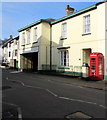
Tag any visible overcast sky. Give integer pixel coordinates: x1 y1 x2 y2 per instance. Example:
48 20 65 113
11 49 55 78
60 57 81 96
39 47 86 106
1 0 102 40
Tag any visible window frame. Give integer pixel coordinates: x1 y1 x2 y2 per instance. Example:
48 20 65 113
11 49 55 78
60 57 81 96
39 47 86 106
60 50 69 67
61 22 67 39
9 43 11 47
33 27 38 42
21 32 25 46
27 29 30 44
83 15 90 34
14 49 18 56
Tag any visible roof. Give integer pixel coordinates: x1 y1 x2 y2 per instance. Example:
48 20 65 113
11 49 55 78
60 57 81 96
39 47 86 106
51 1 107 25
51 4 97 25
18 1 106 31
18 19 55 32
14 36 19 40
2 36 19 47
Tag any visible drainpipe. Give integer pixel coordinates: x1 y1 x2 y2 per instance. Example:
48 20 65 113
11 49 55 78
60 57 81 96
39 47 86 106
50 24 52 71
46 46 47 70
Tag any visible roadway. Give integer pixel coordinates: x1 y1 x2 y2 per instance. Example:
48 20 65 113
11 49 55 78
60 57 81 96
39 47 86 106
2 69 106 119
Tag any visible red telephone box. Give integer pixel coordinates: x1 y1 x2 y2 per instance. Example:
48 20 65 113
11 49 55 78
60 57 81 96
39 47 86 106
90 52 104 80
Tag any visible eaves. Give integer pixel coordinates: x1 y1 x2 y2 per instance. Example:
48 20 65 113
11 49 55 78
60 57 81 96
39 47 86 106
18 19 51 32
51 4 97 25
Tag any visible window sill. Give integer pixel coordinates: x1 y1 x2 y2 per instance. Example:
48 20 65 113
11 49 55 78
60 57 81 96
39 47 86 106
21 45 25 46
82 33 91 36
60 37 67 40
26 43 31 45
58 66 70 69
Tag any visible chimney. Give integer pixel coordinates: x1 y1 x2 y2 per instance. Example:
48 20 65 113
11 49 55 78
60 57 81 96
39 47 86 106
10 35 13 39
66 5 74 16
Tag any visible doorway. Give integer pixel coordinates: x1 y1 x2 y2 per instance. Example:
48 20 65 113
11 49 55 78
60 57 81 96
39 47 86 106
21 52 38 72
32 52 38 71
82 48 92 66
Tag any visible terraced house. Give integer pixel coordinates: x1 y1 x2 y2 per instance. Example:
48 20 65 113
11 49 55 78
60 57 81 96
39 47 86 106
18 18 55 72
2 35 19 68
18 1 107 80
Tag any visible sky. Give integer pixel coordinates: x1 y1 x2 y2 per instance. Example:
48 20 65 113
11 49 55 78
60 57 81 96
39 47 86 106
1 0 103 40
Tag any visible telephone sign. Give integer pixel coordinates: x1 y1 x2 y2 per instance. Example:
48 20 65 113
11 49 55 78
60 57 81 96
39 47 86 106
90 52 104 80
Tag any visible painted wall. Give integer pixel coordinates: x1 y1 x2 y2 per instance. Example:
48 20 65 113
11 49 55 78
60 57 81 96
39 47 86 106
51 2 106 78
105 2 107 79
18 23 42 70
38 22 51 70
18 22 51 70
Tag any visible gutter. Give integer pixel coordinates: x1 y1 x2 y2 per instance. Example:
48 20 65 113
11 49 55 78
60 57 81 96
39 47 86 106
18 19 51 32
51 4 97 25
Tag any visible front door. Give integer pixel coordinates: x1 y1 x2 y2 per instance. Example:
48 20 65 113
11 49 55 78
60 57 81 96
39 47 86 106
82 48 92 66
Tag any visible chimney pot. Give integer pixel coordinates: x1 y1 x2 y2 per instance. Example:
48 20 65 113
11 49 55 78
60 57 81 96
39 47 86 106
10 35 13 39
66 5 75 16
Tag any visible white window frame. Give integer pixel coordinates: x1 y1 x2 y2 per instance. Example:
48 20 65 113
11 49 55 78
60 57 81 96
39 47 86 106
61 23 67 38
60 50 69 66
83 15 90 33
27 30 30 44
21 32 25 45
9 43 11 47
14 40 18 45
33 27 37 42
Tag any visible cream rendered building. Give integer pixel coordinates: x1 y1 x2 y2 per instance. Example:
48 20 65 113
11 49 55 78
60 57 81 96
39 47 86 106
18 1 107 80
18 19 54 71
51 1 107 79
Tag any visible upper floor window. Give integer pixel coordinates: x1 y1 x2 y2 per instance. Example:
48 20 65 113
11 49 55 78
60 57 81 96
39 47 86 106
14 40 18 45
9 43 11 47
27 30 30 44
84 15 90 33
60 50 69 66
61 23 67 39
34 27 37 42
21 32 25 45
14 49 18 56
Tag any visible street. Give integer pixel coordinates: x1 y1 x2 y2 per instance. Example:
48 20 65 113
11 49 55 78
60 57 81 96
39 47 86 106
2 69 106 119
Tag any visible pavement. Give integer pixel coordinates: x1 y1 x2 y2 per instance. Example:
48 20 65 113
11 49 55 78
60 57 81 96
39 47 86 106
37 72 107 91
2 68 107 91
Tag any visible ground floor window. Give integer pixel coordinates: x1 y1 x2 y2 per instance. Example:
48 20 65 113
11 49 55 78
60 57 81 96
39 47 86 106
60 50 69 66
9 51 11 57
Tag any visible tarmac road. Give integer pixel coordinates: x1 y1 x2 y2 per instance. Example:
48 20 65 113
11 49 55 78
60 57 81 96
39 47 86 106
2 69 107 119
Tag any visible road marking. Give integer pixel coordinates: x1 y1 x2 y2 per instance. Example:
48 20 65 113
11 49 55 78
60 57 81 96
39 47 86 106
24 85 43 90
59 96 96 104
6 78 107 110
99 105 107 109
59 96 107 110
46 89 58 97
10 71 21 73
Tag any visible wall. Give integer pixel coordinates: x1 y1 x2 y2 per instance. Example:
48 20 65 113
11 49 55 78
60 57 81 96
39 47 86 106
52 2 106 78
18 22 51 71
13 39 19 61
38 22 50 70
18 23 42 70
105 2 107 79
